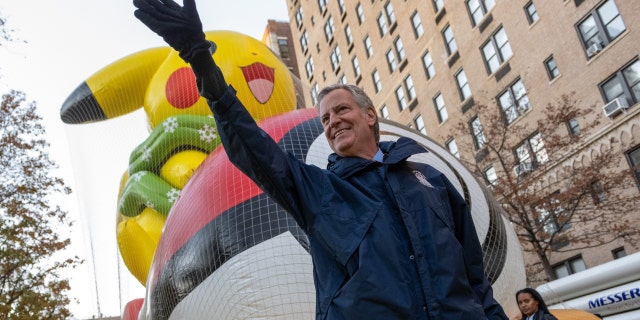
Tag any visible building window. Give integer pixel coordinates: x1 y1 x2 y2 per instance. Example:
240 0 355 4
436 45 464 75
498 79 530 124
344 25 353 46
364 35 373 58
394 76 416 111
394 37 406 62
600 59 640 107
377 13 388 37
352 56 361 78
525 1 539 25
324 16 335 42
414 115 426 135
515 132 548 168
578 0 626 58
612 247 627 259
590 180 607 204
467 0 496 27
455 69 472 101
318 0 327 13
404 75 416 101
535 194 564 234
485 166 498 186
385 2 396 25
470 117 486 149
305 56 314 79
338 0 346 15
396 86 407 111
295 6 304 28
545 55 560 80
442 24 458 56
553 256 586 279
311 82 319 106
300 31 309 53
482 26 513 74
339 74 347 84
278 38 289 59
433 0 444 12
433 92 448 123
423 51 435 80
372 69 382 93
380 104 389 119
330 46 342 71
386 49 397 73
411 11 424 38
446 138 460 159
356 3 365 25
626 145 640 189
566 118 581 136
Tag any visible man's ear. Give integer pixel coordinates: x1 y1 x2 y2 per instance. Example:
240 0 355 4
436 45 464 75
366 106 377 125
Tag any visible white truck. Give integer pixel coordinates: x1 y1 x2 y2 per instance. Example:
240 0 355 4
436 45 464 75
536 252 640 319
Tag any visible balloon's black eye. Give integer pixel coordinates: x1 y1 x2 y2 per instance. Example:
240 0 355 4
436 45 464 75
208 41 217 54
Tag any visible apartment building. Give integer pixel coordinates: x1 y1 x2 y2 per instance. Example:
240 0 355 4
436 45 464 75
262 19 301 79
285 0 640 284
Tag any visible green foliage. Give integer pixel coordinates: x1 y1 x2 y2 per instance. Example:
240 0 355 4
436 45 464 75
0 91 81 320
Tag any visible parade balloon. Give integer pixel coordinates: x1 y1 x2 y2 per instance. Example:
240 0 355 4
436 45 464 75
135 108 524 319
61 30 299 285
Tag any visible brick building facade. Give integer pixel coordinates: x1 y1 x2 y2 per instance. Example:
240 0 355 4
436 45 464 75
283 0 640 285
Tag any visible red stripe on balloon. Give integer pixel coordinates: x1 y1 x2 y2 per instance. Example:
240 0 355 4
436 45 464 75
148 108 318 290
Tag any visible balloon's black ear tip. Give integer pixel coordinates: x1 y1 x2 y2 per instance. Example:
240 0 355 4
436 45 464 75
60 82 107 124
208 40 216 55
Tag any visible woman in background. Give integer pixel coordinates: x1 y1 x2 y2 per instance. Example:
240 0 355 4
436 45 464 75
515 288 558 320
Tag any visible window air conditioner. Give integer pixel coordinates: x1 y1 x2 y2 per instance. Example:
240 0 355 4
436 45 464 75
513 162 533 177
586 42 603 58
603 97 629 119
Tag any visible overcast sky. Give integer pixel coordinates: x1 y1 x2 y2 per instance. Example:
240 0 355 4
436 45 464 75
0 0 290 318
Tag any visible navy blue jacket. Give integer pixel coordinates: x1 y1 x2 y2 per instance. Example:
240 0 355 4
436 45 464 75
204 84 507 319
521 310 558 320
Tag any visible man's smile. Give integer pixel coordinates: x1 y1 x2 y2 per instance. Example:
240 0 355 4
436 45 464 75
334 128 349 138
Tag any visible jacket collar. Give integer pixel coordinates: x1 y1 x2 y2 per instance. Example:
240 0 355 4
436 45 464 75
327 137 427 178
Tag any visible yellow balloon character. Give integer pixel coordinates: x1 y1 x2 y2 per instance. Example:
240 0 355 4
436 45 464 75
61 31 298 285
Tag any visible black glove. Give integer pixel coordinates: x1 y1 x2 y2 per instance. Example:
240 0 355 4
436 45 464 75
134 0 227 100
133 0 210 62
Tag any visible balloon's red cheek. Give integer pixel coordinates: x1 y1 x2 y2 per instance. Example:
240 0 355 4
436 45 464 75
166 67 200 109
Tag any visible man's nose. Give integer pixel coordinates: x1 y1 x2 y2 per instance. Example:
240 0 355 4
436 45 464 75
329 113 340 127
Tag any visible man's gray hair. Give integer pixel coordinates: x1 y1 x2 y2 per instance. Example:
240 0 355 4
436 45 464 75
316 83 380 143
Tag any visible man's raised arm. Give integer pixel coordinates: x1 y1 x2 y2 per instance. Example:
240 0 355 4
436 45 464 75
133 0 227 101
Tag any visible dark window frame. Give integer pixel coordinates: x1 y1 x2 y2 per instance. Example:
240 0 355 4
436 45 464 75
552 255 586 279
599 57 640 107
544 55 560 80
442 24 458 56
481 26 513 75
466 0 495 27
625 144 640 190
423 51 435 80
433 92 448 123
576 0 626 58
411 10 424 39
524 1 539 25
470 116 487 150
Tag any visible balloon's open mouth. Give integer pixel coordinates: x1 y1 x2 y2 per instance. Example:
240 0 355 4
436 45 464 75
241 62 275 104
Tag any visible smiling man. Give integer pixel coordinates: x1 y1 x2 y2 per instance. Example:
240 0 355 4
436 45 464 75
133 0 509 319
318 85 379 159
